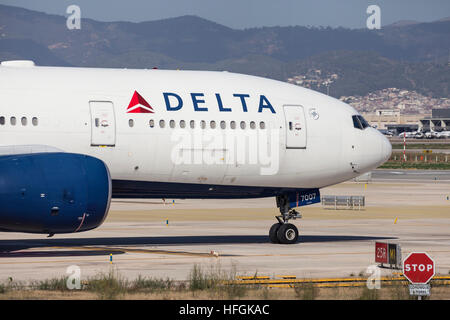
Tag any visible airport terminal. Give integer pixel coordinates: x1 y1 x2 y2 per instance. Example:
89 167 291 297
363 108 450 136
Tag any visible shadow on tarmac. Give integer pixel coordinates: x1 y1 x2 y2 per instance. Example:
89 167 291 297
0 234 396 257
0 249 126 258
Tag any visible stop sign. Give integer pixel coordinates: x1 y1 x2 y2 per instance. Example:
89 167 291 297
403 252 435 284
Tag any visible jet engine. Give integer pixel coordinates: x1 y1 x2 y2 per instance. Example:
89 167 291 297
0 152 111 235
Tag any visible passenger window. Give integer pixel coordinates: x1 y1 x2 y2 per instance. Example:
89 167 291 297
129 119 134 127
180 120 186 128
220 121 226 129
210 120 216 129
32 117 38 126
190 120 195 129
10 117 16 126
0 116 5 125
159 120 165 128
259 121 265 129
21 117 27 126
169 120 175 128
149 119 154 128
230 121 236 129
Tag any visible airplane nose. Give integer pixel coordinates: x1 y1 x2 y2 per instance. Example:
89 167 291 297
360 129 392 171
348 128 392 173
380 133 392 164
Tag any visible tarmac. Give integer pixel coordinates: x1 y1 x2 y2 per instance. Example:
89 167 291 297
0 169 449 283
372 169 450 181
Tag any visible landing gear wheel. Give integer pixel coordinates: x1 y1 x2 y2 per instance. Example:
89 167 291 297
276 223 299 244
269 223 281 243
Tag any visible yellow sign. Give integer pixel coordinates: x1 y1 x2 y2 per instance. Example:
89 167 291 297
423 150 432 154
389 248 396 262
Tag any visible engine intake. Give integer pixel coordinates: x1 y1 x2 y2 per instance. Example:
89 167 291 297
0 152 111 234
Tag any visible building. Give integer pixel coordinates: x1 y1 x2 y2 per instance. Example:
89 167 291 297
419 108 450 131
362 109 428 130
385 124 419 134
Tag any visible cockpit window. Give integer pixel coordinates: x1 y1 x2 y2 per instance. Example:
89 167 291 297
352 115 369 130
352 115 362 129
358 115 369 128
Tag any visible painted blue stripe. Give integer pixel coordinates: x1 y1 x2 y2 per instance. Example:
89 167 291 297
112 179 313 200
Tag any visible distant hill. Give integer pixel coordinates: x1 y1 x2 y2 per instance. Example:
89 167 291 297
0 38 70 66
384 20 420 28
0 4 448 98
286 51 450 98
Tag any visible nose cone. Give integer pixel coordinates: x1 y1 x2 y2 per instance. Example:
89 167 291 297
356 129 392 172
380 134 392 164
369 130 392 168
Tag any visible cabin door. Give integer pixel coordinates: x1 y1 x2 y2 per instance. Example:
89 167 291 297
283 105 307 148
89 101 116 147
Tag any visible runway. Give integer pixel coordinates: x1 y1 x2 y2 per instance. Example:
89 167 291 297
1 173 450 284
372 169 450 181
392 148 450 154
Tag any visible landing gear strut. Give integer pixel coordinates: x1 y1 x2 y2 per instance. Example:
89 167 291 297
269 194 301 244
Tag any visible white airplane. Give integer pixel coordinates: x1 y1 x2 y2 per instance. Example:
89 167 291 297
0 60 391 244
424 129 439 139
398 131 413 138
436 131 450 139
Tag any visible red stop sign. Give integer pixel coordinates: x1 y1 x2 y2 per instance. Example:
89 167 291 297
403 252 435 284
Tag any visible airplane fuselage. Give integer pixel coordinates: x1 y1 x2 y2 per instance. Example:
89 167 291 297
0 64 391 199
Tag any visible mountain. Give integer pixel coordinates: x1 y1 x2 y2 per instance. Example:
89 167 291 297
286 51 449 98
385 20 420 28
0 4 448 98
0 38 70 66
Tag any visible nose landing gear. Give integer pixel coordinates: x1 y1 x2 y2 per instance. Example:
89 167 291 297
269 194 302 244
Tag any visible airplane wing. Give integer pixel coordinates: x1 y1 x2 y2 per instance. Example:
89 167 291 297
0 144 64 156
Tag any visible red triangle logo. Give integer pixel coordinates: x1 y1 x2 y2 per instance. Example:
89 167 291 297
126 91 154 113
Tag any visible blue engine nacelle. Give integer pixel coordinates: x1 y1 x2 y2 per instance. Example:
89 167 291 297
0 152 111 234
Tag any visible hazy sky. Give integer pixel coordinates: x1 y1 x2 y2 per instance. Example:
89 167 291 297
1 0 449 29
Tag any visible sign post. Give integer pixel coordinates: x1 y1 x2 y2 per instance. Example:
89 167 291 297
375 242 401 269
375 242 388 267
402 252 435 300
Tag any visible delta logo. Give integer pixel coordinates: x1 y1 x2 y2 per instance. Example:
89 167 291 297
126 91 276 114
126 91 154 113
